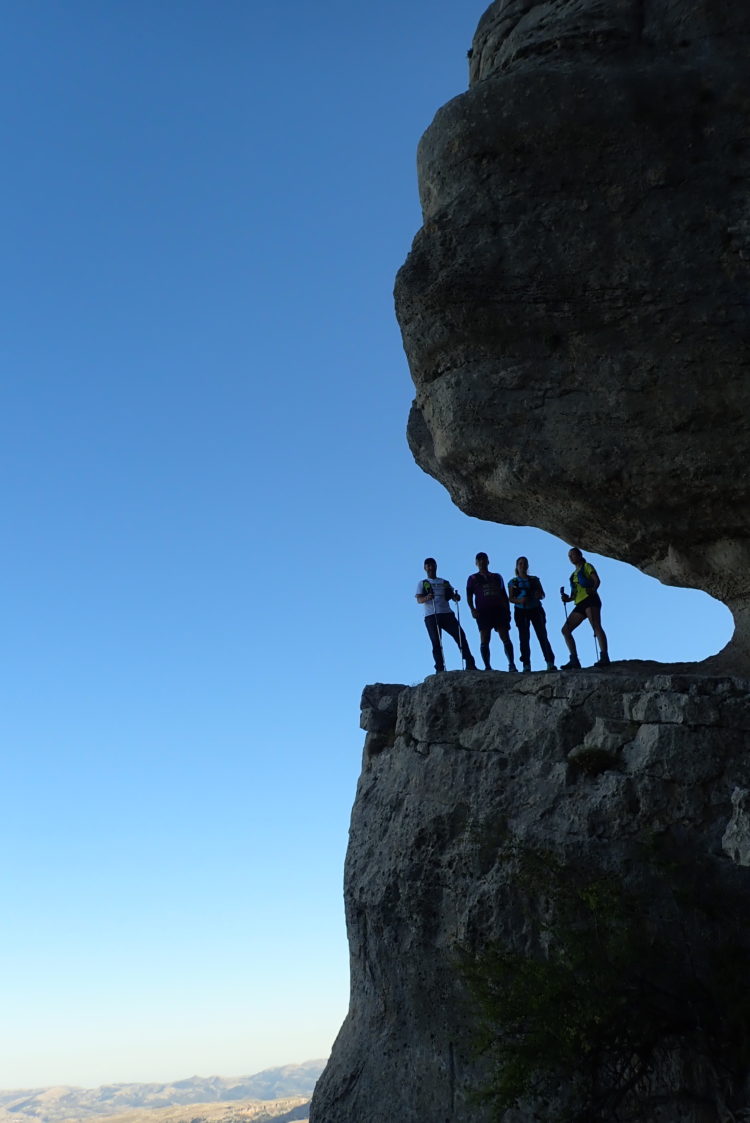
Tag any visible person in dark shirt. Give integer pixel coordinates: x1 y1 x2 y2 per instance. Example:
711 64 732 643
507 556 556 673
466 552 517 671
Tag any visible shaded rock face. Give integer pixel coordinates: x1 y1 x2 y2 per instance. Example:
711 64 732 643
310 673 750 1123
394 0 750 670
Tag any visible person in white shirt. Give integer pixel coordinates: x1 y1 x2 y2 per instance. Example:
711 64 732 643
416 557 477 673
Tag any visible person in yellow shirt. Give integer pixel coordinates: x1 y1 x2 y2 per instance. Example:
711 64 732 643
560 547 610 669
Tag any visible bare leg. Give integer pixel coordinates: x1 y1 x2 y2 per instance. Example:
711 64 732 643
496 624 516 667
561 610 585 657
584 605 608 656
479 626 492 669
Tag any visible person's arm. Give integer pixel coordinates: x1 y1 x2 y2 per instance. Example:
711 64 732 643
466 577 476 616
416 580 433 604
508 578 520 605
536 578 546 600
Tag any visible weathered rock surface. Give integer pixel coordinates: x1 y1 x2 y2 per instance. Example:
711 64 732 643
310 672 750 1122
394 0 750 671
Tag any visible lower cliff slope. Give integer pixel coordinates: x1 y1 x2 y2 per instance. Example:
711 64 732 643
310 670 750 1123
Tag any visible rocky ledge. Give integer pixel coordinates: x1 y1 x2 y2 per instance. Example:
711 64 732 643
310 671 750 1123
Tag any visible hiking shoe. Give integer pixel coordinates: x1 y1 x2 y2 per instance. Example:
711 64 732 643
546 662 557 672
594 654 611 668
508 662 518 673
522 663 531 673
561 658 581 670
465 662 478 671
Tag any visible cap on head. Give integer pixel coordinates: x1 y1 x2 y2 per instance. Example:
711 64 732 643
476 551 488 562
424 557 436 567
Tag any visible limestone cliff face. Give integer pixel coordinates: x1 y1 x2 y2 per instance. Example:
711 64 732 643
309 7 750 1118
394 0 750 671
310 672 750 1122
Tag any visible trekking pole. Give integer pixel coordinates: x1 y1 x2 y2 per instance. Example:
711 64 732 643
455 591 466 670
560 587 568 620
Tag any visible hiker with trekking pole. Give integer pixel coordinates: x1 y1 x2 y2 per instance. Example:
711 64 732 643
416 558 477 673
560 547 610 669
507 556 556 673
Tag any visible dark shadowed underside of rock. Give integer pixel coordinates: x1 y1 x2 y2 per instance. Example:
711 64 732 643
394 0 750 671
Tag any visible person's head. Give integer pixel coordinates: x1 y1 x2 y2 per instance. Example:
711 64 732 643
568 547 583 567
424 557 437 577
515 556 529 576
475 551 489 572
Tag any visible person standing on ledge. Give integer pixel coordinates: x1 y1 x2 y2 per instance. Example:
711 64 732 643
466 552 517 672
560 547 610 669
507 556 557 673
416 558 477 673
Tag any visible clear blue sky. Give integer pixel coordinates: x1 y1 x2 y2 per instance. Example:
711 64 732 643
0 0 731 1091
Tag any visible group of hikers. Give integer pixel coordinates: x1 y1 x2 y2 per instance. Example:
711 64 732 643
415 549 610 674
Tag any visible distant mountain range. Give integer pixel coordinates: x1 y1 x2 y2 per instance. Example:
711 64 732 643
0 1062 325 1123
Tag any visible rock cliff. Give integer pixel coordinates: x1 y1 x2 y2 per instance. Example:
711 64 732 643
310 671 750 1122
311 3 750 1119
394 0 750 672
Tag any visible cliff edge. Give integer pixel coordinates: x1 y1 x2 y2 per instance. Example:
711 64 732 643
310 672 750 1122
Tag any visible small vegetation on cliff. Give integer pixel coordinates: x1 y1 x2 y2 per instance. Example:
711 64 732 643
460 845 750 1122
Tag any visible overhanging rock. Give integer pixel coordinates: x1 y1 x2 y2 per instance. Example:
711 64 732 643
395 0 750 672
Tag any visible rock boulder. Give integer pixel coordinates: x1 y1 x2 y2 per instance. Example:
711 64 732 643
395 0 750 671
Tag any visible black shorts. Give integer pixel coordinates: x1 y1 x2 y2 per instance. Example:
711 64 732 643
476 606 510 632
570 594 601 616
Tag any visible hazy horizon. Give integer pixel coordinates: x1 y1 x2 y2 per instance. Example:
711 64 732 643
0 1058 327 1093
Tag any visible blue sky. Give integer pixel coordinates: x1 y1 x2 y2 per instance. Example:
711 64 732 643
0 0 732 1091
